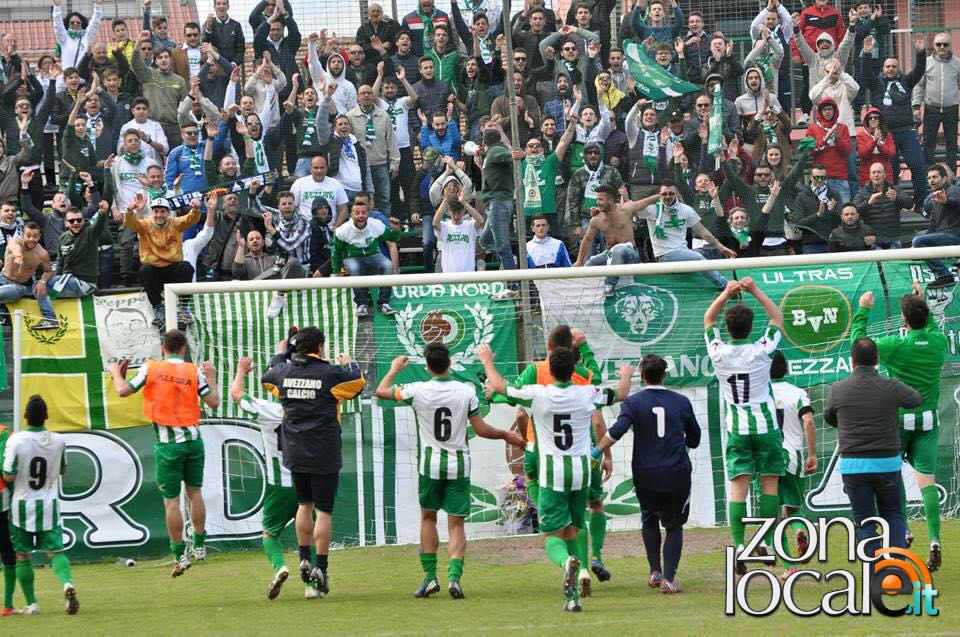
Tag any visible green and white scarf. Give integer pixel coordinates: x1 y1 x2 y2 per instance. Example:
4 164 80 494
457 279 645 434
123 150 143 165
252 138 269 173
731 225 751 247
882 79 905 106
762 123 778 146
653 199 678 239
417 8 435 51
361 106 376 143
301 109 317 147
523 155 544 214
641 128 659 172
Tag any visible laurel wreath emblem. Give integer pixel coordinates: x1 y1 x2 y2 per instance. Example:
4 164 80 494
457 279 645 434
25 314 69 345
396 302 494 371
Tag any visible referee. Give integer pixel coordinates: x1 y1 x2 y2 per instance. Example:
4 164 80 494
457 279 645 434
594 354 701 594
262 327 365 596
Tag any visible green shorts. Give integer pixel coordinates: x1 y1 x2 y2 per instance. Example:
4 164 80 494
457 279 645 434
262 482 300 537
10 525 64 554
155 438 205 500
779 447 804 509
900 427 939 476
524 448 538 481
538 487 588 534
419 475 470 517
726 429 786 479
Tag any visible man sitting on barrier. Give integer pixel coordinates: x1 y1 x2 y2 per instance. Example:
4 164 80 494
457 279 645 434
330 198 400 319
0 222 58 330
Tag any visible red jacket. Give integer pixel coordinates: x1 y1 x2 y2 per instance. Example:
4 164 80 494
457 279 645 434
855 108 896 185
806 98 851 179
791 4 846 58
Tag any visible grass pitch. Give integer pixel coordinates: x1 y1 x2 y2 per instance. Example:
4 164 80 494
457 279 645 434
7 522 959 636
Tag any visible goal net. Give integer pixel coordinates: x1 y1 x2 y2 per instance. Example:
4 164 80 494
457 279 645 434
162 248 960 549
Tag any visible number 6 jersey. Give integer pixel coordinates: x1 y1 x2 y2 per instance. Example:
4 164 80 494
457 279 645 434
2 428 66 533
706 324 782 435
394 379 480 480
507 383 611 492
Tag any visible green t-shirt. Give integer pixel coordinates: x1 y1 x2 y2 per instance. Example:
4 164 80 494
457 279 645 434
521 152 559 216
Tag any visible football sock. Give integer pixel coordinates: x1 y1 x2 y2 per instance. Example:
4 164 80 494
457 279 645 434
263 536 286 571
545 536 569 568
576 527 589 571
315 553 328 575
759 495 779 546
565 539 580 565
2 562 15 608
419 552 437 580
448 557 464 583
171 542 186 561
921 485 941 544
193 530 207 549
15 560 35 606
641 520 663 574
589 512 606 562
298 545 311 563
662 525 683 581
729 501 747 547
50 553 73 586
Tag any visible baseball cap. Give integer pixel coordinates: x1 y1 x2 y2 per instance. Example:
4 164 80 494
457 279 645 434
150 198 171 210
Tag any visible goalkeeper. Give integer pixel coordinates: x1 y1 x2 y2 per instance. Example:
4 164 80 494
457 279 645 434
851 282 947 572
230 345 320 600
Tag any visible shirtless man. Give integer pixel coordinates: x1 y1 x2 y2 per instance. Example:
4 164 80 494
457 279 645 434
574 182 735 295
0 221 59 329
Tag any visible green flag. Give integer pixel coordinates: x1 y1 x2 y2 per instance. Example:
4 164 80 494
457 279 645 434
707 84 724 156
623 40 702 101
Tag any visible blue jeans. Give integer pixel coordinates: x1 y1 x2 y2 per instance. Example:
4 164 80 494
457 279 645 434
912 232 960 277
658 248 727 289
579 218 607 259
891 129 928 208
98 246 113 289
48 274 94 298
586 243 639 287
0 275 54 318
872 239 902 250
841 471 907 553
421 213 436 273
343 253 393 306
294 157 312 178
803 241 828 254
696 246 723 260
827 178 851 205
479 199 517 281
370 164 391 214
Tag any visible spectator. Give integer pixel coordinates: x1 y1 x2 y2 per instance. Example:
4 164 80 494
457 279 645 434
452 56 492 142
700 75 743 142
243 56 287 132
52 199 110 297
862 34 928 209
828 203 876 252
915 33 960 178
409 148 447 272
60 93 98 206
794 164 841 254
390 30 421 92
702 36 743 105
513 8 553 71
746 104 792 167
0 34 22 81
19 171 68 261
291 155 349 223
283 77 334 178
345 43 377 89
539 27 600 99
793 0 847 119
511 0 557 33
0 221 58 329
672 151 735 256
52 0 103 71
850 1 889 113
253 4 300 99
806 98 852 203
308 198 334 276
853 162 913 249
0 119 34 203
172 22 205 82
432 190 484 273
331 200 400 317
118 97 169 162
356 4 399 64
855 108 895 186
322 114 371 207
824 337 921 551
307 38 357 115
521 113 575 226
682 11 711 84
123 194 201 327
109 129 160 218
629 0 683 44
109 18 135 64
425 23 459 85
479 128 519 300
526 214 571 268
165 122 208 196
143 1 176 52
419 110 461 160
491 72 541 146
913 165 960 288
77 42 113 85
203 0 246 68
248 0 292 32
348 85 400 214
197 42 235 107
401 0 452 57
567 140 623 246
735 67 783 121
51 67 84 137
199 190 246 282
132 30 188 148
412 57 451 134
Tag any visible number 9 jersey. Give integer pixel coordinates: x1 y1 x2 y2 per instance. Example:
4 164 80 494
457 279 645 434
2 429 66 533
395 380 480 480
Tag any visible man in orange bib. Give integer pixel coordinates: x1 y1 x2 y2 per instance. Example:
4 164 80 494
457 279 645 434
108 329 220 577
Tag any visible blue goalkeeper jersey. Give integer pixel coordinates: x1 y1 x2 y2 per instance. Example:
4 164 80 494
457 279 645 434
609 385 702 490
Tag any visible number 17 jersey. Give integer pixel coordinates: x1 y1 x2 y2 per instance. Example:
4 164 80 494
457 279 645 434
395 379 479 480
706 324 782 435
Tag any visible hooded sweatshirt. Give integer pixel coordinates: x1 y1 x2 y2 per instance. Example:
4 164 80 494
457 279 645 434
806 98 851 179
308 43 358 115
855 108 895 184
809 65 860 132
796 30 855 94
735 68 783 117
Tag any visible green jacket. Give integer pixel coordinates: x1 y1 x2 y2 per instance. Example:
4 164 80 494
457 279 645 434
481 144 515 203
850 305 947 415
721 151 808 236
330 217 401 273
57 209 109 285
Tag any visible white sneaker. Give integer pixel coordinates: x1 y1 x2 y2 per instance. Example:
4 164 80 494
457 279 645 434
63 583 78 615
22 603 39 615
491 288 519 301
356 304 370 318
267 565 289 600
192 546 207 562
171 554 192 577
267 293 286 319
304 585 322 599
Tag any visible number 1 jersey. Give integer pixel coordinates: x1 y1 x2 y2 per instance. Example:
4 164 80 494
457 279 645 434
395 379 479 480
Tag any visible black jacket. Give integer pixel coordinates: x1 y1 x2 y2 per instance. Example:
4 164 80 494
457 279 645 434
203 17 246 67
864 49 926 132
253 19 301 100
853 180 914 244
794 186 841 243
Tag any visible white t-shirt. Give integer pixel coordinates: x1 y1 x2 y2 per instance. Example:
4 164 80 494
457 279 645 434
438 219 478 273
334 136 363 191
183 224 214 282
117 119 169 163
377 97 411 149
183 44 203 78
637 202 701 258
290 175 349 221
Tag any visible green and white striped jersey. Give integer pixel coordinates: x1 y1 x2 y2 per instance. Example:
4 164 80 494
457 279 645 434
0 427 10 513
2 428 66 533
506 382 609 492
772 381 813 475
129 359 211 444
707 325 782 435
395 378 479 480
239 394 292 488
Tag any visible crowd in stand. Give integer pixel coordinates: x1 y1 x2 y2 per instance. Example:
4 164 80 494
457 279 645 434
0 0 959 326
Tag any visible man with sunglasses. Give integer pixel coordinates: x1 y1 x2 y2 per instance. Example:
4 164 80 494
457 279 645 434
165 123 208 197
49 200 110 299
916 33 960 179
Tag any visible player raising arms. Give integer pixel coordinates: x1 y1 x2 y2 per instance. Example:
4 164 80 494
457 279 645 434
851 283 948 571
704 277 785 572
230 348 320 600
480 344 631 612
1 396 77 615
375 343 524 599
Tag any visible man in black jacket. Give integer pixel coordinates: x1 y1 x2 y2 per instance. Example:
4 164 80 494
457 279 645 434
203 0 246 68
253 3 300 101
356 4 400 64
793 164 841 254
824 338 921 551
853 162 914 249
913 164 960 288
